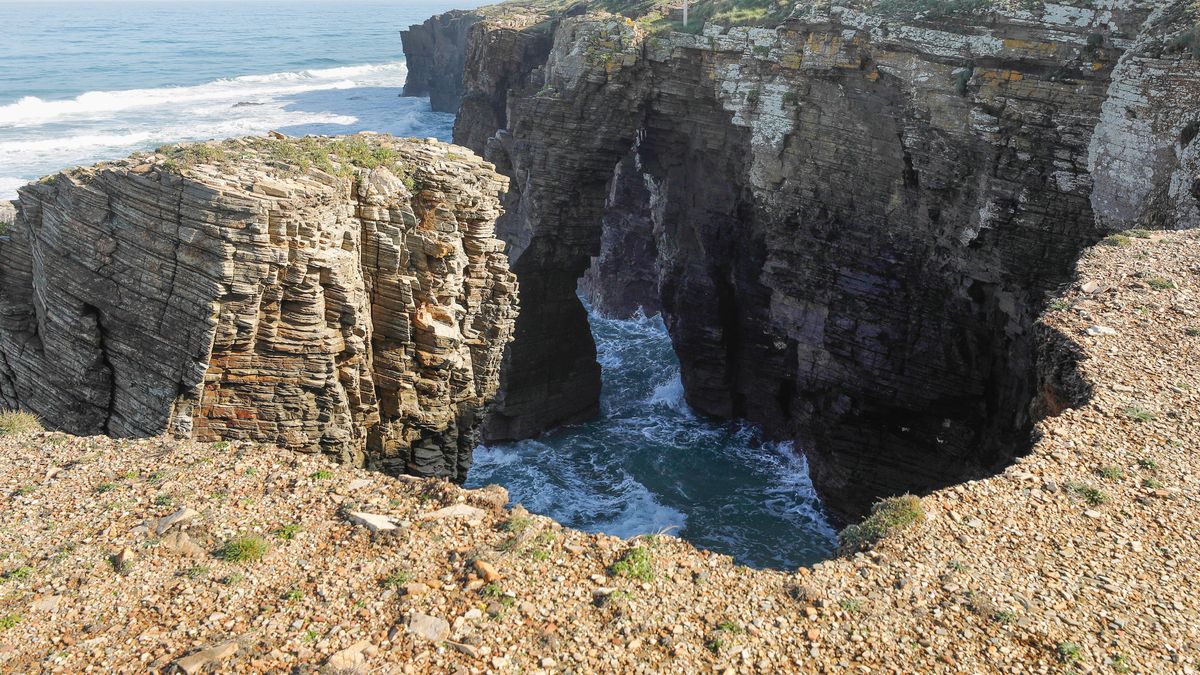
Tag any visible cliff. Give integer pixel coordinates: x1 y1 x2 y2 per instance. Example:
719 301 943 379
404 0 1200 518
401 10 484 112
0 135 518 481
0 229 1197 673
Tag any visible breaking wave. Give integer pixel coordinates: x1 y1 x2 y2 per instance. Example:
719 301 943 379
468 308 837 569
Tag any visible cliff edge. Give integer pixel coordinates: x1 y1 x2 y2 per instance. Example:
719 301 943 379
0 135 518 481
0 229 1195 672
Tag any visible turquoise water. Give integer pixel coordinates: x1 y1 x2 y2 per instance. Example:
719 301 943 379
0 0 466 198
1 0 836 568
468 309 837 569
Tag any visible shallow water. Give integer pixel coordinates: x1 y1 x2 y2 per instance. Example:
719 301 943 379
467 309 837 570
0 0 468 199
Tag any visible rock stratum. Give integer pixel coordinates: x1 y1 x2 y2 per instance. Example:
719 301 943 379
403 0 1200 517
0 135 518 481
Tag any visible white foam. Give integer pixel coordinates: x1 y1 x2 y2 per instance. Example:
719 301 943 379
0 62 406 127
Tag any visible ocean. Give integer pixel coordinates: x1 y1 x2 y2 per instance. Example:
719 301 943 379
0 0 835 568
0 0 464 199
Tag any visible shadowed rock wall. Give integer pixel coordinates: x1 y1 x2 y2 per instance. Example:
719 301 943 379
408 1 1200 516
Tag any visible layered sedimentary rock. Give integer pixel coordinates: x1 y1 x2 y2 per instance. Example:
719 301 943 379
0 135 518 480
406 1 1200 516
402 10 484 113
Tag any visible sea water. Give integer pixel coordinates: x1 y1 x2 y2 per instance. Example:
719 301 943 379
468 309 837 569
1 0 836 569
0 0 464 199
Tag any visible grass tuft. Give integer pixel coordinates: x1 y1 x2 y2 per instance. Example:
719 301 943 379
0 411 42 436
217 535 269 563
611 545 654 581
839 494 924 553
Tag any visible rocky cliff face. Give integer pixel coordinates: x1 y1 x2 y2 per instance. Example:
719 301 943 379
405 0 1200 517
0 135 517 481
402 10 484 113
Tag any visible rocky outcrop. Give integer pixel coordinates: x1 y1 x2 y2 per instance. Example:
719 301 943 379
0 135 517 480
408 0 1200 517
402 10 485 113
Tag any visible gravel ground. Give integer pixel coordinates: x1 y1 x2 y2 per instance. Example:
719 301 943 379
0 230 1197 674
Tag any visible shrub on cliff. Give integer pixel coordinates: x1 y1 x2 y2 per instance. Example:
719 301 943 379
839 494 924 553
0 411 43 436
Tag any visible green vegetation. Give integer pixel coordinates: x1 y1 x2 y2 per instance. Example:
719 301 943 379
1057 641 1082 664
1142 477 1163 489
1112 653 1131 673
502 513 533 534
283 588 304 602
1137 458 1159 471
611 545 654 581
2 566 33 582
183 565 210 580
218 535 269 563
838 494 924 552
95 482 118 494
839 598 864 613
275 524 301 540
0 410 42 435
0 614 20 631
1097 465 1123 480
1123 405 1156 423
1102 234 1131 247
1066 482 1107 506
1143 275 1175 290
309 469 333 481
381 569 411 589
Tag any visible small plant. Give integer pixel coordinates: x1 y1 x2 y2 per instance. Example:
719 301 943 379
611 546 653 582
182 565 210 580
1142 477 1163 489
502 514 533 534
154 494 173 507
2 566 33 582
96 482 118 494
1125 229 1153 239
839 494 924 552
13 485 35 496
310 469 333 481
218 535 269 563
1137 458 1159 471
211 440 230 451
283 588 304 602
381 569 410 589
1123 405 1155 423
1067 483 1107 506
1101 234 1131 247
839 598 863 613
481 583 515 606
1187 327 1200 337
0 410 43 435
219 572 244 585
1097 465 1123 480
715 620 743 634
1057 641 1082 664
993 609 1017 624
303 629 320 643
948 560 967 572
1143 275 1175 290
746 89 760 105
275 524 301 541
1048 299 1071 311
706 636 725 653
0 613 20 630
1111 653 1131 673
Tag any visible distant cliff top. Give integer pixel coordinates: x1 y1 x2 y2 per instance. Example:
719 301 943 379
0 227 1197 672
